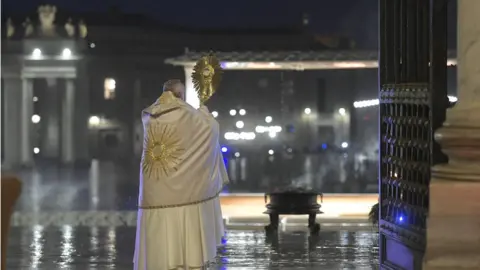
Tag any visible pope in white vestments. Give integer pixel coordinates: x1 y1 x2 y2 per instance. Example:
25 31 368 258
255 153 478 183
134 79 229 270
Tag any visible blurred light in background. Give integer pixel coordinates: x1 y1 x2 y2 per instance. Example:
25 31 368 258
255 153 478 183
304 108 311 115
341 142 349 148
212 111 218 118
31 114 41 124
268 149 274 155
89 116 100 126
104 78 116 100
229 109 237 116
33 147 40 154
224 132 256 141
255 125 282 133
32 48 42 58
235 121 244 129
338 108 346 116
239 109 246 115
221 146 228 153
62 48 72 58
265 116 272 123
234 152 240 158
354 96 457 108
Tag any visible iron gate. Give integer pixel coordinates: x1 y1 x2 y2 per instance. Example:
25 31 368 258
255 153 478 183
378 0 449 269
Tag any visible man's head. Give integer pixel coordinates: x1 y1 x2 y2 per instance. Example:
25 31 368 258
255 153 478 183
163 79 185 101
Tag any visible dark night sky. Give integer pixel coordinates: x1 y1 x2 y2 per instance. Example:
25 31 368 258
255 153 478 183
3 0 376 29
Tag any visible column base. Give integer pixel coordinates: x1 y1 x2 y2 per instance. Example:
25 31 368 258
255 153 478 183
423 180 480 269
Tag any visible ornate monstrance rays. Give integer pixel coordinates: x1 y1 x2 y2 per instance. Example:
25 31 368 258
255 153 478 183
142 123 184 180
191 52 223 104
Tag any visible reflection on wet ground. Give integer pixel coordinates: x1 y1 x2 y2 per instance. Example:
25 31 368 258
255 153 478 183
10 159 376 211
7 227 379 269
5 160 379 269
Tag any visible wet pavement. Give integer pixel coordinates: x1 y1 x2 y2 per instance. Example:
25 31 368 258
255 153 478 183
6 227 379 269
4 161 379 269
9 158 376 212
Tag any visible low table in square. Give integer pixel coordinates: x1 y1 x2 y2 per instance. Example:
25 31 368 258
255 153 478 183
264 192 323 234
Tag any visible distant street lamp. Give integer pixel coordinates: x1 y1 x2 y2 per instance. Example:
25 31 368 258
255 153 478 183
304 108 311 115
235 121 244 129
31 114 41 124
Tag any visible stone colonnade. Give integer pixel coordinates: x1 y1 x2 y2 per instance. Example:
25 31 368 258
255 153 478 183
2 76 76 167
424 0 480 268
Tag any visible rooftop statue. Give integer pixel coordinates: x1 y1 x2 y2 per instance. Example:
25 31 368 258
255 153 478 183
23 18 34 37
78 19 87 38
6 18 15 38
38 5 57 37
65 17 75 37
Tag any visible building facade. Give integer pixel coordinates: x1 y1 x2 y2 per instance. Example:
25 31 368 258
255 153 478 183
2 7 458 168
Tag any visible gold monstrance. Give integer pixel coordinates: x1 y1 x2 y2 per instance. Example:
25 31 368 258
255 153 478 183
192 52 223 104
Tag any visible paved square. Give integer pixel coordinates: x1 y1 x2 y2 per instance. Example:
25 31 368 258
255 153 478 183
6 227 378 269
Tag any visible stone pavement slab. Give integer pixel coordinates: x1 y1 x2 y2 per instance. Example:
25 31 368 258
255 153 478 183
6 226 379 269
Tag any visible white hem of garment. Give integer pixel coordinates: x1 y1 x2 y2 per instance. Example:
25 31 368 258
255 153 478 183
133 197 225 270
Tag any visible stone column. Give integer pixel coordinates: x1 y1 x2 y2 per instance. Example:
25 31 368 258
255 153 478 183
423 0 480 269
184 66 199 109
20 78 33 166
2 78 22 168
42 78 60 160
73 64 90 164
61 79 75 164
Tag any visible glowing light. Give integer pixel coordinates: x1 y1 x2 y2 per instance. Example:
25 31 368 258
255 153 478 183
221 147 228 153
268 131 277 138
33 147 40 154
333 62 367 68
229 109 237 116
449 96 458 102
235 121 244 129
224 132 256 141
255 125 282 133
354 96 458 108
304 108 311 115
104 78 116 100
239 109 246 115
89 116 100 126
90 43 96 48
234 152 240 158
212 111 218 118
62 48 72 58
398 216 404 222
265 116 272 123
268 149 274 155
33 96 39 102
105 78 116 90
341 142 349 148
31 114 41 124
32 48 42 58
338 108 346 116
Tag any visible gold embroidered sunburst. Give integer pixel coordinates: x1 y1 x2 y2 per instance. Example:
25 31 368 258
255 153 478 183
142 123 184 180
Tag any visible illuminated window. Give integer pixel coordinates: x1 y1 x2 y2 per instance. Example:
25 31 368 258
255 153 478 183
104 78 116 100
